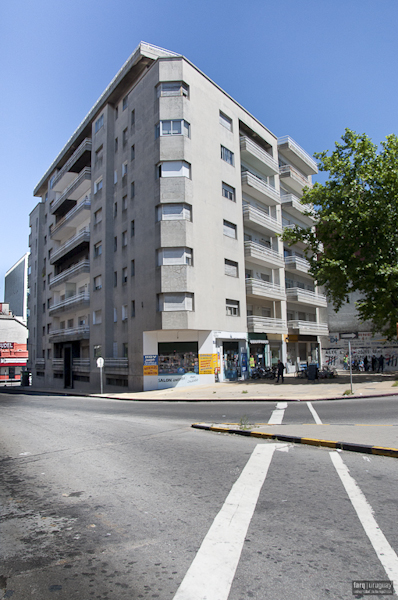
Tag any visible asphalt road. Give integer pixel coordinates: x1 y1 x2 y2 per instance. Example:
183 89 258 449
1 393 398 599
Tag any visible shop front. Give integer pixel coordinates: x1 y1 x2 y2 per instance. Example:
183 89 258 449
248 333 270 370
286 335 320 373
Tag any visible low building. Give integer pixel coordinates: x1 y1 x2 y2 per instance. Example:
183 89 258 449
0 304 28 385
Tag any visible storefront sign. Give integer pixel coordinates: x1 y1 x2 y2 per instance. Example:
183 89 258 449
143 355 158 376
0 342 14 349
158 373 200 389
199 354 217 374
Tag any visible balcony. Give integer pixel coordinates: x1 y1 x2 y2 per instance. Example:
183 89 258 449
50 228 90 265
35 358 45 369
52 359 63 372
51 167 91 216
286 287 327 307
104 358 129 373
288 320 329 336
49 325 90 343
51 139 92 193
278 136 318 176
49 292 90 316
284 255 311 275
51 198 91 240
246 278 286 301
247 315 288 335
281 194 315 226
241 170 280 205
279 165 312 195
49 260 90 290
243 205 282 236
240 136 279 177
244 241 285 269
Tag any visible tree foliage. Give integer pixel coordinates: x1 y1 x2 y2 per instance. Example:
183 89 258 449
282 129 398 339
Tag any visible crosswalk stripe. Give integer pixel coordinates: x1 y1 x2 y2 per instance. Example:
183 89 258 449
307 401 323 424
268 402 288 424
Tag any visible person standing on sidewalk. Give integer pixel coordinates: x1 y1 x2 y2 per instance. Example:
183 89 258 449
276 359 285 383
378 354 385 373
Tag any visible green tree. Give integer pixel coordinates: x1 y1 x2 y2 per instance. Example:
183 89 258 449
282 128 398 339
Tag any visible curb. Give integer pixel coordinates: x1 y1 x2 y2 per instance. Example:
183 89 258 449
191 424 398 459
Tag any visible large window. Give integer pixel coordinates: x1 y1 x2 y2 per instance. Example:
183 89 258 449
222 182 235 202
221 145 234 165
155 120 190 138
157 247 192 266
157 82 189 98
226 299 240 316
157 203 192 221
158 341 198 375
157 161 191 178
158 293 194 312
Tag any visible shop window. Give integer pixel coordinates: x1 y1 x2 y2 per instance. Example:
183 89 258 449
158 342 198 375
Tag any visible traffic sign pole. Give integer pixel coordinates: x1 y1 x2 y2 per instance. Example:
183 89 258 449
96 357 104 394
348 340 353 394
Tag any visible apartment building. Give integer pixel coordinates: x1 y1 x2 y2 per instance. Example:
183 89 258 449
28 42 328 393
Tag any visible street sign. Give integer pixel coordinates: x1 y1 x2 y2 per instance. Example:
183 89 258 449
97 357 104 368
340 332 358 339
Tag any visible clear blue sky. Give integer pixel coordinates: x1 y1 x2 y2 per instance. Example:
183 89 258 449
1 0 398 300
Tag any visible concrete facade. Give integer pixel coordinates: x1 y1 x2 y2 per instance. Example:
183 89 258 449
28 42 326 393
0 303 28 384
5 253 29 325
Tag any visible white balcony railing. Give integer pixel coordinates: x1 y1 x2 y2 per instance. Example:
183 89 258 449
241 170 280 205
247 315 288 333
286 287 327 307
52 359 63 371
242 205 282 235
51 139 92 192
284 255 311 272
49 326 90 340
288 320 329 335
278 136 318 174
51 168 91 214
246 278 286 300
72 358 91 370
279 165 312 190
240 136 279 175
50 228 90 264
49 292 90 315
49 260 90 289
51 198 91 236
244 241 285 267
104 358 129 370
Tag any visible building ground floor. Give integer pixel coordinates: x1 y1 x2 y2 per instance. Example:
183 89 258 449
30 328 324 393
321 331 398 372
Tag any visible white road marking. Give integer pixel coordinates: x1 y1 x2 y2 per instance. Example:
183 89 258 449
173 443 277 600
330 452 398 590
268 402 288 424
307 401 323 424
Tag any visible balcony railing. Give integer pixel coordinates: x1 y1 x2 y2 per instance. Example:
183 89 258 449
104 358 129 370
49 326 90 341
286 287 327 307
240 136 279 175
72 358 91 371
51 167 91 214
247 315 288 334
242 205 282 235
51 139 92 192
288 320 329 335
49 260 90 289
244 240 285 268
50 228 90 264
284 255 311 273
241 170 280 205
279 165 312 192
49 292 90 315
51 198 91 237
278 136 318 175
246 278 286 300
35 358 45 368
52 359 63 371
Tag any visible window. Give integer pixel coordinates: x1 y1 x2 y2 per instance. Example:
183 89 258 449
122 304 128 320
94 178 103 194
157 247 192 266
114 170 118 185
94 275 102 291
158 293 194 312
131 300 135 317
155 120 190 138
131 109 135 126
115 106 118 120
122 195 127 211
43 303 45 313
131 220 135 237
219 111 233 131
225 259 238 277
130 145 135 160
122 231 127 247
95 114 104 133
157 203 192 221
115 137 118 153
262 307 271 318
114 308 117 323
94 208 102 224
67 319 74 329
226 299 240 316
223 219 237 239
122 267 128 283
122 94 128 110
222 182 235 201
122 163 128 179
93 310 102 325
157 160 191 178
221 145 234 165
114 271 117 287
123 342 128 357
123 128 128 147
114 202 118 218
131 181 135 198
247 304 253 316
114 236 117 252
94 241 102 257
157 81 189 98
95 145 103 167
94 345 102 358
